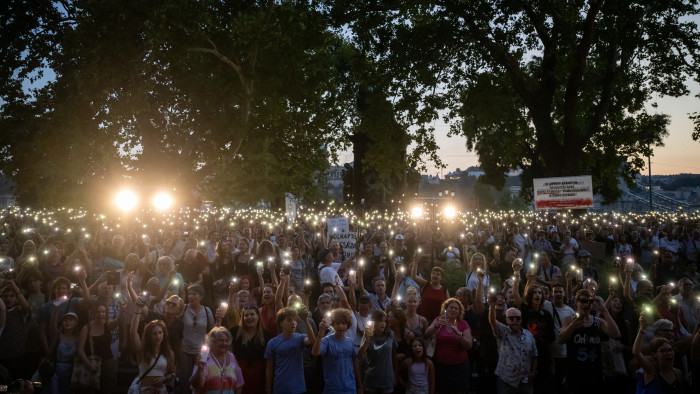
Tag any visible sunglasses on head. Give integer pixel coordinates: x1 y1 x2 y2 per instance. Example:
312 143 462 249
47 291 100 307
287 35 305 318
577 299 593 304
506 316 521 321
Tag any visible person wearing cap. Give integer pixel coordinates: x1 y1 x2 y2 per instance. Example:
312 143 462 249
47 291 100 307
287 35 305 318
46 311 80 392
392 234 411 273
577 249 598 282
317 248 344 288
39 271 91 357
142 294 185 363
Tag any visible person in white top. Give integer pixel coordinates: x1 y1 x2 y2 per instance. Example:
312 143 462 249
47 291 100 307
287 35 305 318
550 283 575 393
465 253 490 302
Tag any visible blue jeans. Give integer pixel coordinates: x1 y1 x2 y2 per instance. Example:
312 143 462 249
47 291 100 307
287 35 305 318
496 377 533 394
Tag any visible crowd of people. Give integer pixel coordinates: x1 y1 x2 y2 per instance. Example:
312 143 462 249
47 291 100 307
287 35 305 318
0 205 699 394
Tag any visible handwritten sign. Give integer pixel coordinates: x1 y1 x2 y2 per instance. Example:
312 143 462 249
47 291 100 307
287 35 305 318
333 232 357 256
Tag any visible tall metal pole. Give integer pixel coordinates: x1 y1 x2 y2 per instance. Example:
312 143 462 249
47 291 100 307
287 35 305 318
431 201 435 266
648 153 653 211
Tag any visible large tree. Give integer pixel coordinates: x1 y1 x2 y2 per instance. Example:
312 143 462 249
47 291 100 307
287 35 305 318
328 0 700 202
0 0 355 207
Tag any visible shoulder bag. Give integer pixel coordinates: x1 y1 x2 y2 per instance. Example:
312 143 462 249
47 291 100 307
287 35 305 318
71 323 102 389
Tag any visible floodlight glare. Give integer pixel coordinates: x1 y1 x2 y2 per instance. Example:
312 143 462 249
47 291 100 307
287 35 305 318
443 206 456 218
153 193 173 210
115 190 138 211
411 206 423 218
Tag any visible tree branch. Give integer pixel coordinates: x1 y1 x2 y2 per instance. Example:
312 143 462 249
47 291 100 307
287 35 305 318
563 0 604 143
518 0 551 48
188 40 250 96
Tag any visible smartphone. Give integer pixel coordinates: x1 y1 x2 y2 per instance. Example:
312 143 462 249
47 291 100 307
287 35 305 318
106 271 120 286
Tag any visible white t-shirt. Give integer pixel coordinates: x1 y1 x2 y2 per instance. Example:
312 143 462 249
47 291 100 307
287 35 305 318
553 304 576 358
465 271 490 303
318 264 344 287
353 311 371 348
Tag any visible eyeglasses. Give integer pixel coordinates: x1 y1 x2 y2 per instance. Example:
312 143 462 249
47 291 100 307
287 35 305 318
165 301 178 307
577 299 593 305
506 316 522 321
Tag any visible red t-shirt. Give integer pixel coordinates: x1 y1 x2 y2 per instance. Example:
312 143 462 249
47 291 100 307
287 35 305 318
260 304 278 337
420 284 448 322
433 319 470 365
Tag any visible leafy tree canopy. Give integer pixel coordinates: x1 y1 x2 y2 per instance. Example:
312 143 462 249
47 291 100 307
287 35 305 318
0 0 358 208
326 0 700 203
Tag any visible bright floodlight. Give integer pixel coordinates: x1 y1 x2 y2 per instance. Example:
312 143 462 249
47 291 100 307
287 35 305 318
115 190 138 211
411 206 424 218
443 206 456 218
153 193 173 210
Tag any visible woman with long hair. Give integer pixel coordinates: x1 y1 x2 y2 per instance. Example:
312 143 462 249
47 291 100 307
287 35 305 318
389 307 415 362
76 304 123 393
359 310 397 394
253 240 278 288
190 327 245 394
229 306 269 394
231 238 253 279
398 338 435 394
129 317 175 394
259 283 278 337
465 253 489 302
212 239 234 281
405 287 428 340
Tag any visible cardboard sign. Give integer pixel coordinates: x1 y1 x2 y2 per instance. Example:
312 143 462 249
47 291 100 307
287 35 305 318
327 217 350 234
332 232 357 256
534 176 594 210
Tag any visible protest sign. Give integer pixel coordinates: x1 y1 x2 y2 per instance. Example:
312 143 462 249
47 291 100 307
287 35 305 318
332 231 357 256
534 176 594 210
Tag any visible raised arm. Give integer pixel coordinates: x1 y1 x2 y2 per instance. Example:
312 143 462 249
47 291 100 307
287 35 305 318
348 279 358 311
275 272 288 311
107 304 124 331
335 282 351 310
358 263 368 295
474 271 486 316
633 315 655 374
596 298 620 339
8 281 29 312
512 272 523 308
410 257 428 288
76 268 92 309
311 312 328 356
130 305 144 353
487 298 499 337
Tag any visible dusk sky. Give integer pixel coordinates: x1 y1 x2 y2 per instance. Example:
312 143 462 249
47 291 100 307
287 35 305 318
420 81 700 177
